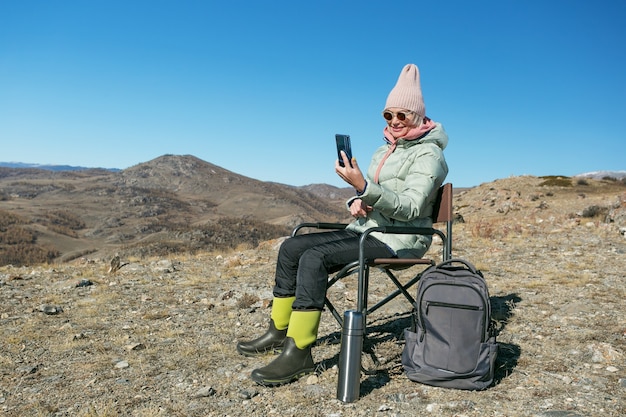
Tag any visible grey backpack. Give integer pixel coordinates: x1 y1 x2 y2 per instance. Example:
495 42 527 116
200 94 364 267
402 258 498 390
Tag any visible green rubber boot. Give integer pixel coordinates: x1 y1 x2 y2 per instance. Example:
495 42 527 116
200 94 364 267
251 310 321 386
236 296 294 357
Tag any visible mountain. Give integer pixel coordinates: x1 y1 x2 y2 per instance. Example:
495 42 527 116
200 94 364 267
0 161 121 172
0 154 353 264
2 155 623 266
574 170 626 180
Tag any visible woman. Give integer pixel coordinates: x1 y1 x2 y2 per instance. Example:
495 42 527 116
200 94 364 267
236 63 449 386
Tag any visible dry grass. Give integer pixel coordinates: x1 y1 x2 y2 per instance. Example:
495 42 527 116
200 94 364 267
0 175 624 416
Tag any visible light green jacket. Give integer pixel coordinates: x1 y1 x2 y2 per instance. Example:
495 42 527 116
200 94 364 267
345 122 448 258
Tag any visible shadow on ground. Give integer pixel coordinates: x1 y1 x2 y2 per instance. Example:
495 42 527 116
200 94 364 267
316 292 523 398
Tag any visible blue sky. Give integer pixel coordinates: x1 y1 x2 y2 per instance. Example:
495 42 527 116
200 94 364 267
1 0 624 188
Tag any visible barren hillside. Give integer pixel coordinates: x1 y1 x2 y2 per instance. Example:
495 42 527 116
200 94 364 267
0 155 354 264
0 174 624 416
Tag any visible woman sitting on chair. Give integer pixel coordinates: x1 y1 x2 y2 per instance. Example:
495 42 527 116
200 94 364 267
236 63 449 386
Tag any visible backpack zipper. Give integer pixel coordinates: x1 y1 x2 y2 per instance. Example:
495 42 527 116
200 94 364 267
425 301 480 315
418 282 488 342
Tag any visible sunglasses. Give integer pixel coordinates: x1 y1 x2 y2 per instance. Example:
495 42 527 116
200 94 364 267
382 110 415 121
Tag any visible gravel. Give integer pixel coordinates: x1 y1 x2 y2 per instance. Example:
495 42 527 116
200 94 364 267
1 177 624 416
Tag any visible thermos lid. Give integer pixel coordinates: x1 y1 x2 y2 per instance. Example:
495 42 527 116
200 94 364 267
342 310 365 331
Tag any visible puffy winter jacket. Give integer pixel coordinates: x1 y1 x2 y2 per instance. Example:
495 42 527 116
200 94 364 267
345 122 448 258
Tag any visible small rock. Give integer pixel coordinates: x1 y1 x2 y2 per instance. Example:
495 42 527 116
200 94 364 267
387 393 405 402
153 259 178 273
125 343 146 351
588 342 623 363
39 305 63 315
114 361 129 369
426 403 439 412
237 389 257 400
194 386 216 397
305 374 319 384
606 366 619 372
76 279 93 287
16 365 39 375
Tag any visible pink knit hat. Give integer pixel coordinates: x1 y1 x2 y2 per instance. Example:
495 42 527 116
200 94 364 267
384 64 425 118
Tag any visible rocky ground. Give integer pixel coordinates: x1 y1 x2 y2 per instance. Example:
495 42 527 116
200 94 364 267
1 176 625 416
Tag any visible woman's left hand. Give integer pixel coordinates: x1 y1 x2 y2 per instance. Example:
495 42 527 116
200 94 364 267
335 151 367 193
349 198 373 218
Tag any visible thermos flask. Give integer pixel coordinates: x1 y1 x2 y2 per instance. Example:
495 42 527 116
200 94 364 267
337 309 364 402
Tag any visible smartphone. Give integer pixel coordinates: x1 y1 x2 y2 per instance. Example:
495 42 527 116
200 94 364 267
335 134 352 167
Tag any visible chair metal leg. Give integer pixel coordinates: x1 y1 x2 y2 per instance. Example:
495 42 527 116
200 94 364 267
325 260 360 327
324 296 343 326
357 265 369 313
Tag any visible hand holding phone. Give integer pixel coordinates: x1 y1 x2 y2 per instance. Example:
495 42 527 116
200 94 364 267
335 133 367 191
335 134 352 168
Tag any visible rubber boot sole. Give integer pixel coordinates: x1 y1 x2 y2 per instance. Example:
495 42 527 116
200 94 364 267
251 367 315 386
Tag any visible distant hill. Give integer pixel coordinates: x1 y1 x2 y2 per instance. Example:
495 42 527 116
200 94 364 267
574 170 626 180
0 161 121 172
1 155 623 266
0 154 354 265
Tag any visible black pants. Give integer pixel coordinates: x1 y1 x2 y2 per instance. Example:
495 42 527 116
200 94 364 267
273 229 394 310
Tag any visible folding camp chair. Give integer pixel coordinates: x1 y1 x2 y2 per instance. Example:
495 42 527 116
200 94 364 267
291 182 453 324
291 182 453 401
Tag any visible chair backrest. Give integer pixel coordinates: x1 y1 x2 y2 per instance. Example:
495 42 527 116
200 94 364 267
432 183 453 224
432 183 453 261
